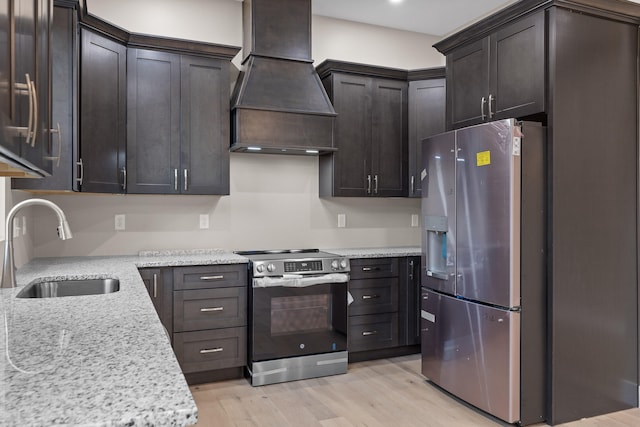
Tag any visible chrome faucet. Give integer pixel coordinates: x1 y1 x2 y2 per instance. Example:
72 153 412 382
1 198 72 289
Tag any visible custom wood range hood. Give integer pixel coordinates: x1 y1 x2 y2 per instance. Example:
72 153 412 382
230 0 337 155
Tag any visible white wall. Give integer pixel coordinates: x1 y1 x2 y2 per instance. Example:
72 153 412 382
15 0 446 260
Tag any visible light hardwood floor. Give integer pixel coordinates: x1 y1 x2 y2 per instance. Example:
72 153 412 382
189 354 640 427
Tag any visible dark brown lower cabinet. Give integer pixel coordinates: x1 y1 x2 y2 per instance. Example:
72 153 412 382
138 268 172 337
401 256 421 346
172 264 247 384
138 264 247 384
347 257 420 361
173 327 247 374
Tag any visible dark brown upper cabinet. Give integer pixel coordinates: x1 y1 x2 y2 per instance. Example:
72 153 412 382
13 1 239 194
0 0 52 177
127 50 231 195
14 3 78 192
318 61 408 197
407 68 445 198
446 10 544 130
79 27 127 193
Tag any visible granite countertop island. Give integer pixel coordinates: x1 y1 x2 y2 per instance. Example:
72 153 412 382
0 250 247 427
0 247 416 426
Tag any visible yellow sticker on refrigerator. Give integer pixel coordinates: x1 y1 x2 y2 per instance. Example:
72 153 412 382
476 150 491 167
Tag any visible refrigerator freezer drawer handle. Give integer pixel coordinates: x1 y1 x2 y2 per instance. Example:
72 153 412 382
426 270 449 280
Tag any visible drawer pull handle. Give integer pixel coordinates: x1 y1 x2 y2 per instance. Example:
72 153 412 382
200 275 224 281
362 330 378 336
362 294 380 300
200 347 223 354
361 267 380 272
200 307 224 312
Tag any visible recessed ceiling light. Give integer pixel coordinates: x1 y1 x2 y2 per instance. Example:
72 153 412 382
390 0 403 4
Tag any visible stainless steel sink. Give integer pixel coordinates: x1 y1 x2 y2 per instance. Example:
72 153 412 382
16 278 120 298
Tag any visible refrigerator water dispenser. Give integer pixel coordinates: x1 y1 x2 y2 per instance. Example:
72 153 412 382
424 215 448 280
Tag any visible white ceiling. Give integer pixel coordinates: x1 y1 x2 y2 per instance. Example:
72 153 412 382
311 0 640 37
311 0 519 36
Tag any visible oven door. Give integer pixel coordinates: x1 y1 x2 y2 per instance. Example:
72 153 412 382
250 274 348 362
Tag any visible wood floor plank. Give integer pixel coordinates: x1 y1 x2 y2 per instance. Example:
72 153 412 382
190 354 640 427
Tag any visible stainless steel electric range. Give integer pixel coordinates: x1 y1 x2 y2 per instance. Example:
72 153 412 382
235 249 350 386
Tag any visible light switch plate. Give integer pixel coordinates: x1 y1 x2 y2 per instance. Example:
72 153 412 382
115 214 126 231
411 214 419 227
22 216 27 235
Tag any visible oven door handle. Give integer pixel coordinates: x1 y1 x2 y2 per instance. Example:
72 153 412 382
253 273 349 288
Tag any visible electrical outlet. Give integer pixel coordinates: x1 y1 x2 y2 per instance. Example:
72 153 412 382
22 216 27 235
411 214 419 227
337 214 346 228
115 214 126 231
199 214 210 229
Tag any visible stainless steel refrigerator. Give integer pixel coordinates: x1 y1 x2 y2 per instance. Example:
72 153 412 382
420 119 546 425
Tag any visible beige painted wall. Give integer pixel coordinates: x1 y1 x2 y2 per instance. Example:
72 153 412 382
14 0 446 260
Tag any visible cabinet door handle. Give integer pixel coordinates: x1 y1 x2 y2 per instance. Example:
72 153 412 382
480 96 487 121
152 273 158 298
362 330 378 337
174 168 178 191
121 167 127 191
200 307 224 312
374 175 378 194
200 347 223 354
29 77 38 147
44 122 62 167
76 159 84 185
362 294 380 300
200 275 224 281
367 175 372 194
21 74 35 146
361 267 380 272
184 169 188 192
488 94 494 119
410 175 415 195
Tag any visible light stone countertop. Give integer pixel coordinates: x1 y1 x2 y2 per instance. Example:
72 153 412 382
0 247 416 426
0 251 247 427
325 246 421 258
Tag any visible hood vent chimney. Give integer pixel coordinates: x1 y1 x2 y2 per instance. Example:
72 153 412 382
230 0 336 155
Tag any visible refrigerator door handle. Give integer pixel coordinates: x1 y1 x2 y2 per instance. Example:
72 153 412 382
426 270 449 280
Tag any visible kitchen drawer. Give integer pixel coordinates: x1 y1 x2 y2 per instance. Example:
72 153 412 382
349 258 399 280
173 264 247 290
173 327 247 373
349 277 399 316
174 287 246 332
348 313 399 352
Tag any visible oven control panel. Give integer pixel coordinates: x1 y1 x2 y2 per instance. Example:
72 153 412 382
252 257 350 277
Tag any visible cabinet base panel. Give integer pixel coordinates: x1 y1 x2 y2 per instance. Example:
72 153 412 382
184 366 244 385
349 345 419 363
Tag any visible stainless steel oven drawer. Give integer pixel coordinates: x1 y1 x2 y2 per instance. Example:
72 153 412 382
348 277 399 316
174 287 247 332
348 313 399 352
173 264 247 290
173 327 247 373
349 258 399 280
